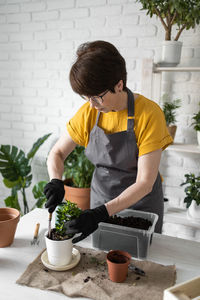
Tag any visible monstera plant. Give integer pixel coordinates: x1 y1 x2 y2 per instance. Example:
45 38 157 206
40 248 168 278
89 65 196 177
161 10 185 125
63 145 94 188
63 145 95 211
0 133 51 215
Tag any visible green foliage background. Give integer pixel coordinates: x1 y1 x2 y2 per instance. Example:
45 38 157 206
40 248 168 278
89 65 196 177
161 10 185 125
0 134 51 215
63 146 94 188
181 173 200 208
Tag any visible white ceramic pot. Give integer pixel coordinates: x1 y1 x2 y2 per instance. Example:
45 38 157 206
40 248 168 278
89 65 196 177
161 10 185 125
197 131 200 146
187 200 200 222
45 232 73 266
161 41 182 66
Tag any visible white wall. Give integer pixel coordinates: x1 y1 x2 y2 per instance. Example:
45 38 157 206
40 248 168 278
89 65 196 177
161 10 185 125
0 0 200 210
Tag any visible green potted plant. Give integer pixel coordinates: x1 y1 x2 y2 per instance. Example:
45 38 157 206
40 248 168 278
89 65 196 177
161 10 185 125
0 133 51 215
63 145 95 210
136 0 200 65
44 201 82 267
191 105 200 145
161 94 181 140
180 173 200 221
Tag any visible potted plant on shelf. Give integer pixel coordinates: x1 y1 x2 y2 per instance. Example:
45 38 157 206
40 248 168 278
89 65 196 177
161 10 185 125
180 173 200 221
0 133 51 215
191 105 200 146
45 201 82 267
63 145 95 210
136 0 200 65
161 94 181 141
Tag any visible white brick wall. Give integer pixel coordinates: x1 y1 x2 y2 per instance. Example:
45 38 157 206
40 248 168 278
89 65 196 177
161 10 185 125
0 0 200 234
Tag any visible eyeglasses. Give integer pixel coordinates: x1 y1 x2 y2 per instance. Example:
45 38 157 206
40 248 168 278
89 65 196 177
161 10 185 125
81 90 109 105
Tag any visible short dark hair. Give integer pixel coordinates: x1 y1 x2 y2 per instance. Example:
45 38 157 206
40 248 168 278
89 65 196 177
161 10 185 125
69 40 127 96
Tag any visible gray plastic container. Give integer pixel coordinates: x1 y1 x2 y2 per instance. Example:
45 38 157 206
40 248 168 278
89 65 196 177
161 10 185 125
92 209 158 259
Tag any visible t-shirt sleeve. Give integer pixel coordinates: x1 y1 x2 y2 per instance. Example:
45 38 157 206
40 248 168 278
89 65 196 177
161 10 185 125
137 101 173 157
66 102 96 147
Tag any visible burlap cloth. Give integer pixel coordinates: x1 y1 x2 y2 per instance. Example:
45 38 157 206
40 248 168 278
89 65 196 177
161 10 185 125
16 246 176 300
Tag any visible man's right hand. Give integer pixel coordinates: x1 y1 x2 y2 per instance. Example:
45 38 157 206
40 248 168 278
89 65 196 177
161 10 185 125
44 179 65 213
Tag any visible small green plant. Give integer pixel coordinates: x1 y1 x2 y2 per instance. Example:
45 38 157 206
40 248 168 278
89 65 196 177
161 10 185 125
136 0 200 41
64 145 95 188
55 201 82 238
0 134 51 215
180 173 200 208
191 106 200 132
161 94 181 126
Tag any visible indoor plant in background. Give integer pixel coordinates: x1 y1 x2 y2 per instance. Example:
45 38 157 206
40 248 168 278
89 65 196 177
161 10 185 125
191 105 200 146
0 133 51 215
63 145 95 210
181 173 200 221
136 0 200 65
161 94 181 141
44 201 82 267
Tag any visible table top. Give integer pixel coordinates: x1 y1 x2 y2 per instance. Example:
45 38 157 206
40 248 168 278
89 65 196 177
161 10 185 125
1 208 200 300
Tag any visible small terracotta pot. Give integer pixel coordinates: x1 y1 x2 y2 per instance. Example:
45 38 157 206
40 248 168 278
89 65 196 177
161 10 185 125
63 180 90 210
0 207 20 247
107 250 131 283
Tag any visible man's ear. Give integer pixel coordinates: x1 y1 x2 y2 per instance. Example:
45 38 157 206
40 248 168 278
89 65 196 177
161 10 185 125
114 80 123 93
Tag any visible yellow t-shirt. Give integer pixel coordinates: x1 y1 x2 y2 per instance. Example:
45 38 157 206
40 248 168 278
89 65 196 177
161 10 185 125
66 94 173 157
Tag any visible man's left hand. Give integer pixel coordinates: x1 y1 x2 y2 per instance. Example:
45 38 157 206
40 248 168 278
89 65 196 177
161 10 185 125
64 205 109 243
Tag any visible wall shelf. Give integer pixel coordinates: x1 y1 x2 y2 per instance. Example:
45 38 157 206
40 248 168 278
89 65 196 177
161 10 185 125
166 143 200 154
154 65 200 73
141 59 200 104
164 207 200 229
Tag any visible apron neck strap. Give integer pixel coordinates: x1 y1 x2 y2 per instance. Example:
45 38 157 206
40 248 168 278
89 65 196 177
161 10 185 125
127 88 135 131
96 111 101 125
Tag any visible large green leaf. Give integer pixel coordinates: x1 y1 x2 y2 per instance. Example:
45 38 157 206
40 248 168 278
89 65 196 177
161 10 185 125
3 178 20 188
32 181 48 209
0 145 31 181
4 195 21 212
63 145 95 188
27 133 51 160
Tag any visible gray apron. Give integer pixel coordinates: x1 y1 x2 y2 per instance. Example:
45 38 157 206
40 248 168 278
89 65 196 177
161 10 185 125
85 88 163 233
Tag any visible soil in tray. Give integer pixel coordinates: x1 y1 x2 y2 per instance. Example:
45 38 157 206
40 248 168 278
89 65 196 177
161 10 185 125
106 215 152 231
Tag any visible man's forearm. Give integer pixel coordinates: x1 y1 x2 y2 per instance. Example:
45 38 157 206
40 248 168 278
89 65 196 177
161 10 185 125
105 180 152 216
47 151 65 181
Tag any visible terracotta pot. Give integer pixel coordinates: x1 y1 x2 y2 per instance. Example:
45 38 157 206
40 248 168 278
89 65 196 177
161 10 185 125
63 180 90 210
0 207 20 247
107 250 131 283
167 125 177 141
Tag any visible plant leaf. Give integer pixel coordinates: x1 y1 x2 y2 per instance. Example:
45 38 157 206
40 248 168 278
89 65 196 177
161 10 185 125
32 180 48 209
27 133 51 159
4 195 21 212
0 145 31 181
3 178 20 188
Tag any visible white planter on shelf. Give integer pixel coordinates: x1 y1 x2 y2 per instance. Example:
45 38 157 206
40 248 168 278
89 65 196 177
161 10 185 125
161 41 182 66
187 201 200 222
197 131 200 146
45 232 73 266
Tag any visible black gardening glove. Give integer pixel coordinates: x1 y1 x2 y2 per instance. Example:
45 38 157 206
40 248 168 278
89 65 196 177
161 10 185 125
64 205 109 243
44 179 65 213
